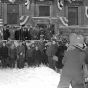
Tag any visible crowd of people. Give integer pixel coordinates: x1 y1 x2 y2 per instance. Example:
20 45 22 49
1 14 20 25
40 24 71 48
0 32 88 88
1 23 88 88
0 37 67 70
0 24 54 40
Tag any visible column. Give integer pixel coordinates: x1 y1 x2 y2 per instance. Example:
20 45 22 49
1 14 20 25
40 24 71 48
2 3 7 24
36 4 39 17
19 4 22 16
30 0 35 17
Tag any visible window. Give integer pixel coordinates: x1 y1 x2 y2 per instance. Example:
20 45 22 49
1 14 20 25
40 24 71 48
68 7 78 25
39 5 50 16
7 13 19 24
7 4 19 24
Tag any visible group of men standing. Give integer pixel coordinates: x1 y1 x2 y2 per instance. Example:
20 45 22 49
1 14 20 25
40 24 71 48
1 24 54 41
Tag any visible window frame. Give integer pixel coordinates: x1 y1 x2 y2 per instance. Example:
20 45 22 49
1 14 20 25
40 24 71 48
68 6 78 26
38 4 51 17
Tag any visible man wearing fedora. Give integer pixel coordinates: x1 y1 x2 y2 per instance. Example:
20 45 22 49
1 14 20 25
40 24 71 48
57 34 86 88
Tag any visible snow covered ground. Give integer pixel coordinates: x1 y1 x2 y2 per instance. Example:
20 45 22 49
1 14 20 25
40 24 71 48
0 65 72 88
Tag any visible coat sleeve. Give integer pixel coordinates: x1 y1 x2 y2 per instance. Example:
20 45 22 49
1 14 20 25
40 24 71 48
84 48 88 64
16 46 19 55
15 48 17 58
0 47 1 56
26 50 28 58
62 52 67 65
8 48 11 56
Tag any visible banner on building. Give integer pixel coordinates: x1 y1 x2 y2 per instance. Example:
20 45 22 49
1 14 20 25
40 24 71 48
85 6 88 18
20 15 30 25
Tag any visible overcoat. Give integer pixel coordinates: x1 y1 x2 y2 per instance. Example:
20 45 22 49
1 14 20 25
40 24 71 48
61 48 85 84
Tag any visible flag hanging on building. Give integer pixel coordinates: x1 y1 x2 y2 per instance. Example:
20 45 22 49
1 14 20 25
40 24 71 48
85 6 88 18
20 15 30 25
0 19 3 26
25 0 30 10
57 0 63 10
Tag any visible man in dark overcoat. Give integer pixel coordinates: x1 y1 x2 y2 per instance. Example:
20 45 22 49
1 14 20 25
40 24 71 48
0 42 9 68
3 26 10 40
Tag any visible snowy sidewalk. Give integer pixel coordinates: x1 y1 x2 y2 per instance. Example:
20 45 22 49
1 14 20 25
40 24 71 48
0 65 71 88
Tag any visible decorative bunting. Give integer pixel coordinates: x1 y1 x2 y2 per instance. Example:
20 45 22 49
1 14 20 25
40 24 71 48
59 17 68 27
20 15 29 25
63 17 68 22
25 0 30 10
67 0 75 3
9 0 15 3
57 0 63 10
85 6 88 18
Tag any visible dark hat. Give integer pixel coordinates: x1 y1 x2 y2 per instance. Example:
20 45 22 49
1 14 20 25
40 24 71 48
4 24 7 26
6 26 9 29
22 24 25 27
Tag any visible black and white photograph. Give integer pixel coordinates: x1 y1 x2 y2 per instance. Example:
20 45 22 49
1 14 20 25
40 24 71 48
0 0 88 88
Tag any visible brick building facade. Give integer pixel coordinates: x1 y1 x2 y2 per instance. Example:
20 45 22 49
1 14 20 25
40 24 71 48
0 0 88 35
